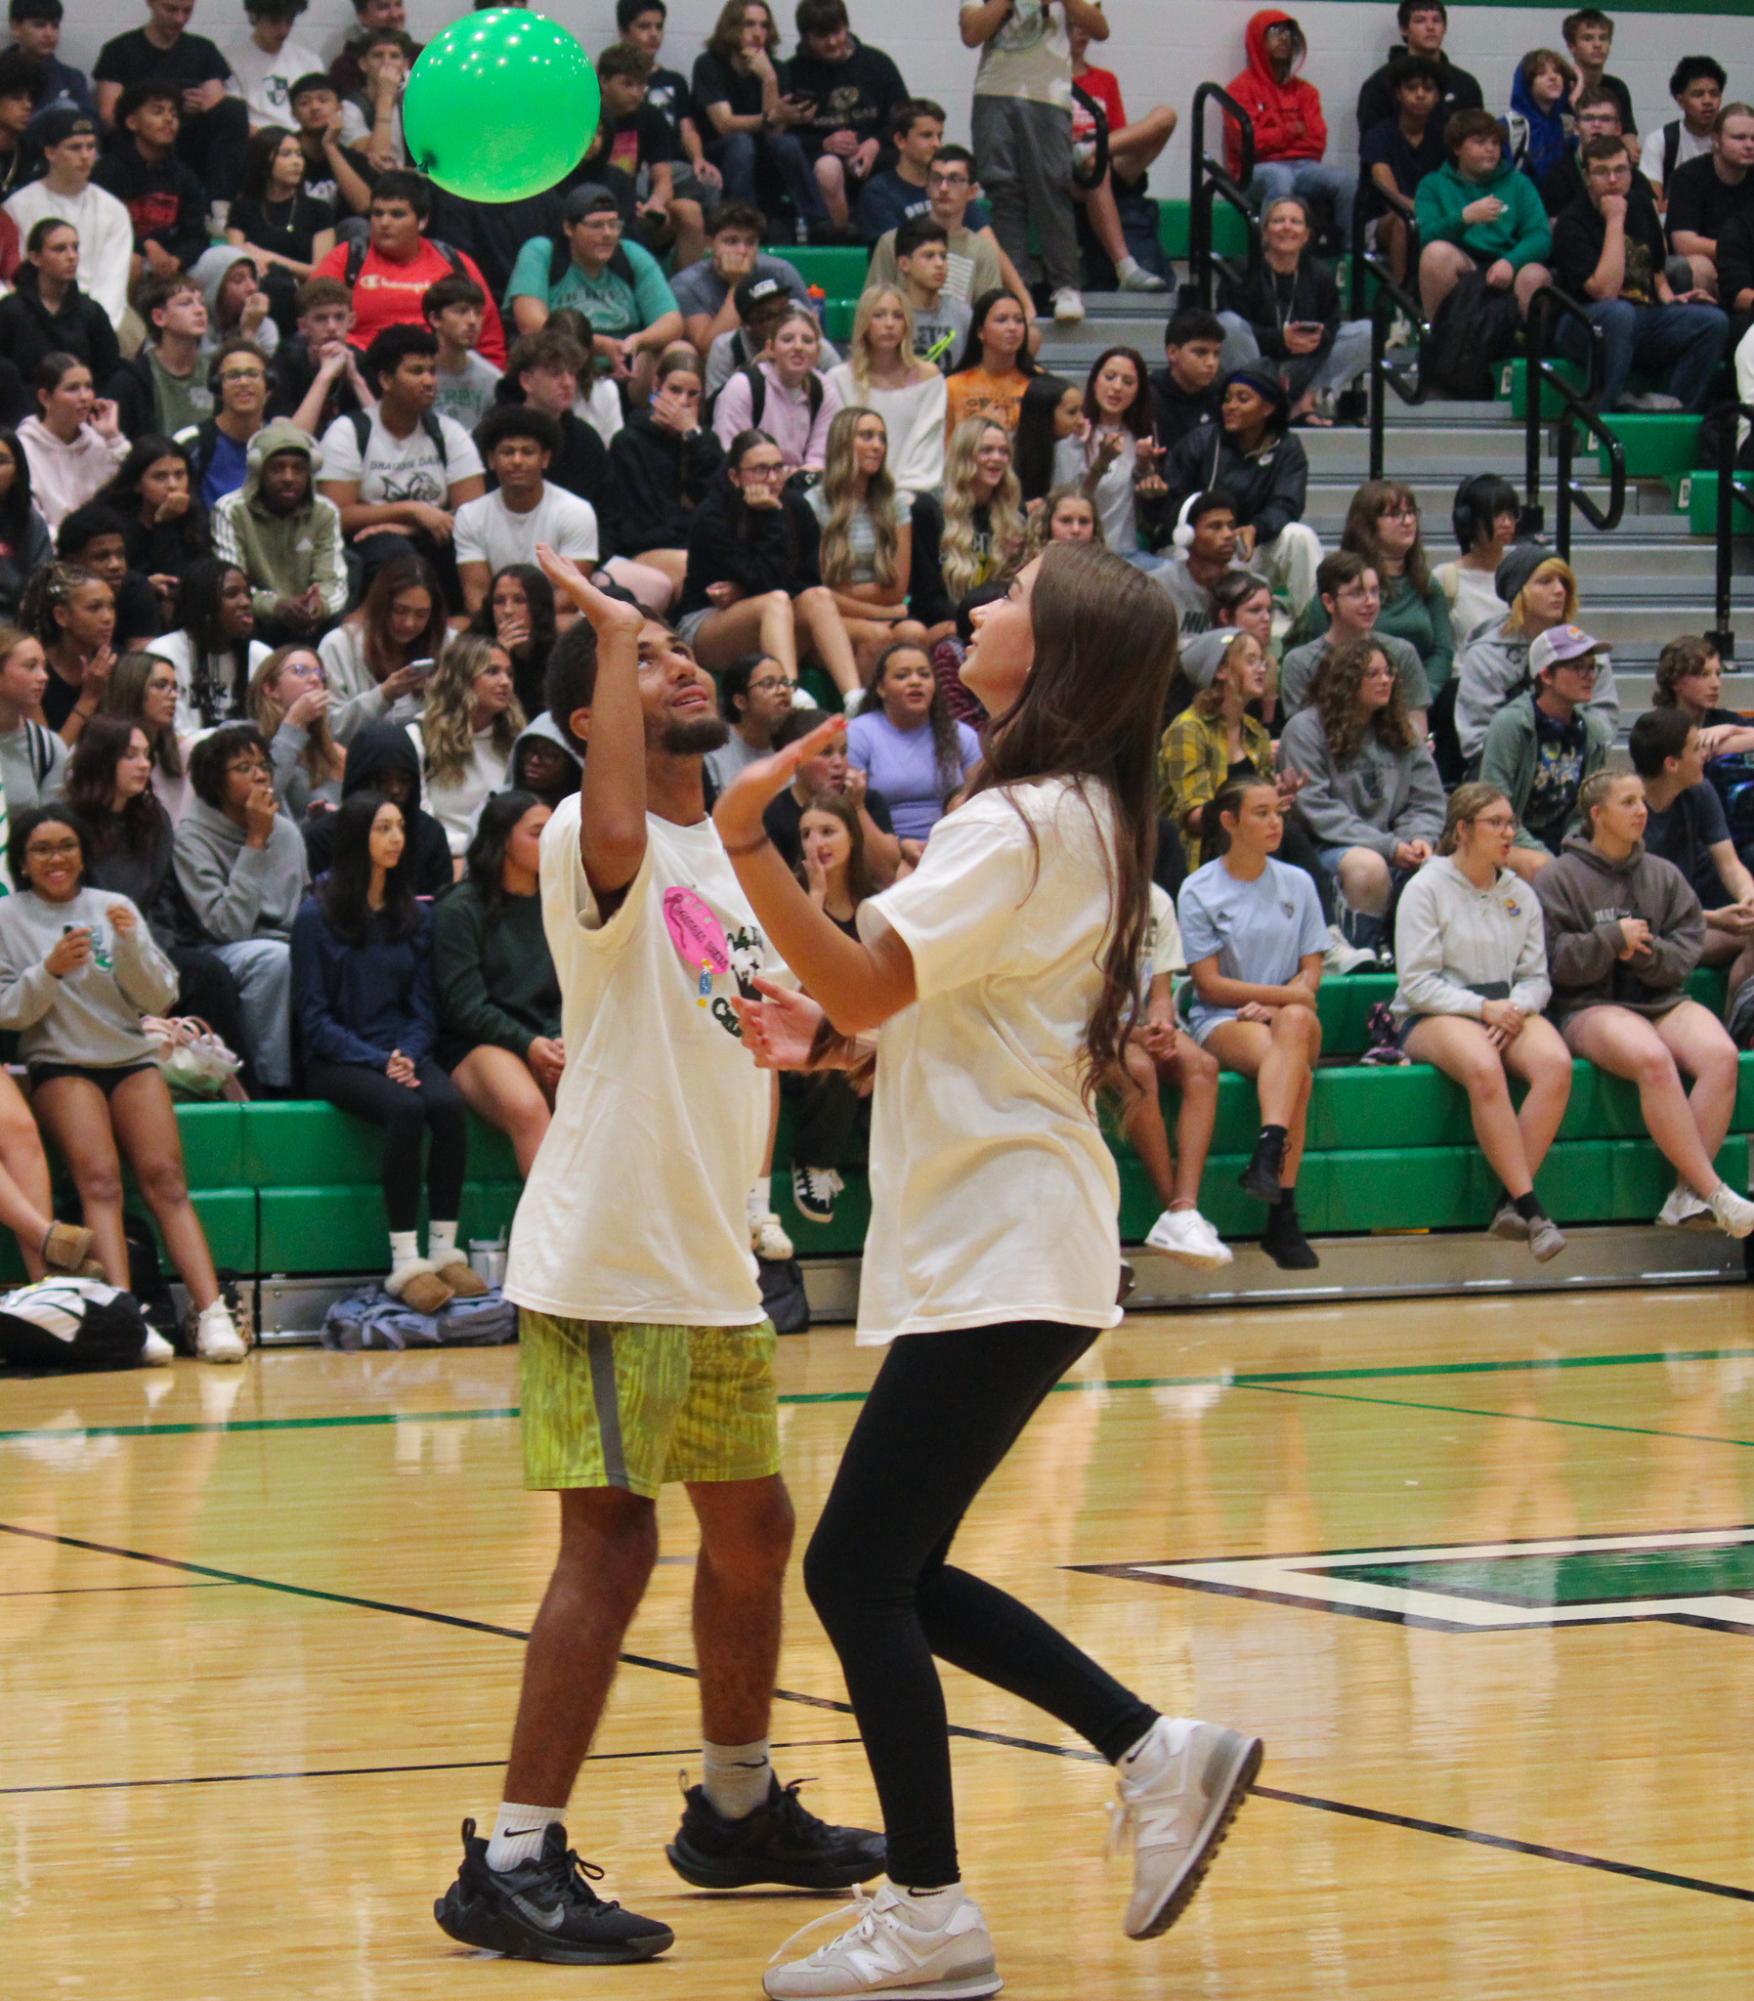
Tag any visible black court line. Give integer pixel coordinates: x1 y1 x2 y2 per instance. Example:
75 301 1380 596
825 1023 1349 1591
0 1739 867 1799
7 1520 1751 1908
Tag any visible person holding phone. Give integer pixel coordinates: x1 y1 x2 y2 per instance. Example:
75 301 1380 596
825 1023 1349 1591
316 552 448 744
691 0 832 241
1052 345 1170 566
1215 195 1371 426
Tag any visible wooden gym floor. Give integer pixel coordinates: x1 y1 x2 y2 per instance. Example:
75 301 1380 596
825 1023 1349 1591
4 1287 1754 1998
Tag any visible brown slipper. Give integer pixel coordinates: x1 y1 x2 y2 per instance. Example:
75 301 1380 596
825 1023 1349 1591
434 1259 489 1299
385 1259 455 1316
42 1222 94 1273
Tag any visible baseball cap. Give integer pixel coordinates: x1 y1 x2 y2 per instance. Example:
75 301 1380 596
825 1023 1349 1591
734 272 787 318
1528 625 1604 676
37 107 95 150
562 182 621 221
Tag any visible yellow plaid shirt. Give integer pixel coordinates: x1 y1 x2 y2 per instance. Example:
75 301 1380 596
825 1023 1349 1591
1157 708 1274 869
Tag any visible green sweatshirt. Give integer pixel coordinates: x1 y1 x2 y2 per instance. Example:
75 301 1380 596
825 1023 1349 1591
209 418 349 623
1414 154 1552 271
432 879 561 1070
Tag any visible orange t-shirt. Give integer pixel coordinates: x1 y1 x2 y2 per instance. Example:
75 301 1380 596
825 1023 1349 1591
944 366 1030 437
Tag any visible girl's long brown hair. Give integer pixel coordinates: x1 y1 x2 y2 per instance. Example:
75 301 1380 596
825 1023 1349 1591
1343 478 1432 597
965 543 1177 1103
798 788 876 906
1315 633 1415 764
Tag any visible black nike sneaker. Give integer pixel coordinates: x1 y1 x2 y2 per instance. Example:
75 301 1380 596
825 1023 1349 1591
665 1777 886 1890
434 1818 674 1964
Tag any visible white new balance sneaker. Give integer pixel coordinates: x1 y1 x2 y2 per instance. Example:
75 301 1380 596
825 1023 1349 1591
1110 1716 1262 1940
195 1300 247 1363
1144 1208 1233 1270
1051 287 1085 324
763 1881 1001 1999
1655 1182 1714 1229
1706 1182 1754 1239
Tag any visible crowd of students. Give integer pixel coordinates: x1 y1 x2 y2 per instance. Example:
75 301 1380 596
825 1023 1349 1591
0 0 1744 1340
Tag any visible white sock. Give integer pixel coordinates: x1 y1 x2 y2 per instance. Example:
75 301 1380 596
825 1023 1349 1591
388 1229 421 1273
1118 1715 1189 1778
746 1179 772 1224
894 1879 966 1923
702 1738 773 1819
1116 254 1141 279
429 1219 459 1264
485 1800 564 1871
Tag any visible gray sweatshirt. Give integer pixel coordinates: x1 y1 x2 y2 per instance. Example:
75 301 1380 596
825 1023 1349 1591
1279 706 1446 859
0 719 66 814
1390 855 1551 1026
1453 614 1620 760
1154 557 1222 639
172 795 309 944
0 887 176 1066
1279 630 1429 719
267 721 344 822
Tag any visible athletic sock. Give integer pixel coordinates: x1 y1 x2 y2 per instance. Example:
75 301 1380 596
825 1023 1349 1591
1512 1191 1545 1223
485 1800 564 1871
702 1738 774 1819
1117 1714 1187 1777
896 1879 966 1922
1257 1124 1289 1152
429 1218 460 1264
388 1228 420 1273
1115 254 1142 280
746 1179 771 1224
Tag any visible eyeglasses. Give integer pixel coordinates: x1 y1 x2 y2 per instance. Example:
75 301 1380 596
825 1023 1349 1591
738 462 786 480
220 367 265 383
225 758 270 777
26 837 79 859
748 676 792 694
927 172 970 189
1378 504 1418 520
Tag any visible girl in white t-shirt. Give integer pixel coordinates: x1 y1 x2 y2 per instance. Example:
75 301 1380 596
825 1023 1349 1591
713 544 1263 2001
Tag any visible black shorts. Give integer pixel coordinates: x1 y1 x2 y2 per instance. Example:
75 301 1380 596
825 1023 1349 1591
28 1060 158 1098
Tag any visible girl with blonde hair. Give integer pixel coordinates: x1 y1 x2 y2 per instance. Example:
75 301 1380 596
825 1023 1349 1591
824 287 947 497
939 417 1025 604
411 634 525 862
249 645 345 821
808 406 931 680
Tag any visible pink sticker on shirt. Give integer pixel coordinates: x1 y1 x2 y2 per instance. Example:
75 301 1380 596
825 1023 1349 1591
663 886 731 977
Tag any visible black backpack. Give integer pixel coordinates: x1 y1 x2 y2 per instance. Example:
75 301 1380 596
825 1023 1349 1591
343 235 468 288
346 405 450 468
1425 268 1522 400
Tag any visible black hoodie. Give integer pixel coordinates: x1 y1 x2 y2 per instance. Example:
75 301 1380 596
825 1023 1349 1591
1160 386 1308 546
609 407 726 555
0 266 120 383
1148 368 1221 453
302 721 454 898
91 134 209 270
1216 254 1343 360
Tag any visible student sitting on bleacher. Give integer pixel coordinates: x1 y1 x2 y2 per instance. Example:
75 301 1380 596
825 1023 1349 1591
1217 195 1370 427
316 551 446 746
938 415 1026 605
1359 54 1447 288
1290 480 1454 695
150 557 270 737
1155 492 1238 640
808 405 932 678
1112 881 1229 1270
247 645 345 822
409 634 523 865
1064 17 1170 296
1355 1 1482 138
1652 634 1754 761
1391 780 1570 1259
291 788 485 1315
171 721 308 1092
95 435 206 609
1150 309 1225 454
1224 10 1355 249
99 649 187 822
1052 346 1168 567
824 288 947 499
1414 108 1552 326
1279 633 1445 954
1178 775 1327 1269
1161 367 1321 618
1536 769 1754 1237
712 299 841 469
1501 46 1576 192
0 803 247 1359
1434 472 1521 643
1640 56 1723 202
434 787 562 1179
608 346 724 607
1453 542 1617 762
1540 85 1626 218
690 0 831 244
1562 9 1635 141
672 200 813 362
944 287 1037 438
1476 623 1614 885
846 637 979 849
1628 708 1754 993
1277 550 1430 735
1663 102 1754 301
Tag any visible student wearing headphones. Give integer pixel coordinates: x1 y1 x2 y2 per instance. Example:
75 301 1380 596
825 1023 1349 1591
188 336 270 509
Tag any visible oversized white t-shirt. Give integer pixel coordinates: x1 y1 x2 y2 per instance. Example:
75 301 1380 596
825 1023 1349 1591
453 485 598 575
318 409 484 507
505 796 780 1326
854 776 1124 1345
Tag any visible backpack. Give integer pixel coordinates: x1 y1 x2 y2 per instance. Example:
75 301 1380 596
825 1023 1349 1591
740 362 823 434
346 405 449 469
0 1276 153 1373
342 235 468 289
20 717 55 791
546 234 639 295
1425 268 1523 400
1662 119 1681 189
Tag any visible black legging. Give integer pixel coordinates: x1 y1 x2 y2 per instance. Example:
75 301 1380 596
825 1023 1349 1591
304 1056 467 1231
803 1320 1158 1887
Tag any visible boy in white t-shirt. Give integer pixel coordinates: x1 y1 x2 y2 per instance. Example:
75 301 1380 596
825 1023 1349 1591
1113 882 1230 1269
433 552 882 1969
454 406 598 616
224 0 325 128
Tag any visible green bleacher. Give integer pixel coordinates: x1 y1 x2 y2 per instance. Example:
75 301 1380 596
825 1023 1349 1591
33 968 1749 1286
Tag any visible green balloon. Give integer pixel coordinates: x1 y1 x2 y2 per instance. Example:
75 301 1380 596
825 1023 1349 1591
403 8 600 204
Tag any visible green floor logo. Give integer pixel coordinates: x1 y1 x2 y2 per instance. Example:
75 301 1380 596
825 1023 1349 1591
1077 1528 1754 1633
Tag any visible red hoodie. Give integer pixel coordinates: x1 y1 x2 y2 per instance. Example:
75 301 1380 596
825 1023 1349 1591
1224 9 1327 176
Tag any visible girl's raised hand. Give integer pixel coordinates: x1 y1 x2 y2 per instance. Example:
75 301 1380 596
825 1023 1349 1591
713 715 848 852
536 544 645 637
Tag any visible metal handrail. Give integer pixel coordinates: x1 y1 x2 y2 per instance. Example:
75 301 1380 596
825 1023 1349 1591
1703 400 1754 660
1520 284 1625 560
1184 81 1259 310
1347 181 1411 319
1361 215 1430 483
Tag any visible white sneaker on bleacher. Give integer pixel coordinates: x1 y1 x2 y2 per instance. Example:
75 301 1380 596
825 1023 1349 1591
1655 1182 1714 1229
1705 1183 1754 1239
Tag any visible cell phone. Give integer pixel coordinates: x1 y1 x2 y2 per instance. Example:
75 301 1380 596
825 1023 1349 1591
406 657 436 682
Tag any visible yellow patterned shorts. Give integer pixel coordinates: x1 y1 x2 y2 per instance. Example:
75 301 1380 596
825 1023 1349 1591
519 1311 781 1497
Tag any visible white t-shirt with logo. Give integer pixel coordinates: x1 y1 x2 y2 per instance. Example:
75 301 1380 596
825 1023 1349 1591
317 409 484 508
453 484 598 575
962 0 1072 109
505 798 781 1326
224 35 326 124
854 776 1125 1345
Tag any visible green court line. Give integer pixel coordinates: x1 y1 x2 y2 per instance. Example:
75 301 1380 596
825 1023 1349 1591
7 1341 1754 1444
1244 1381 1754 1450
